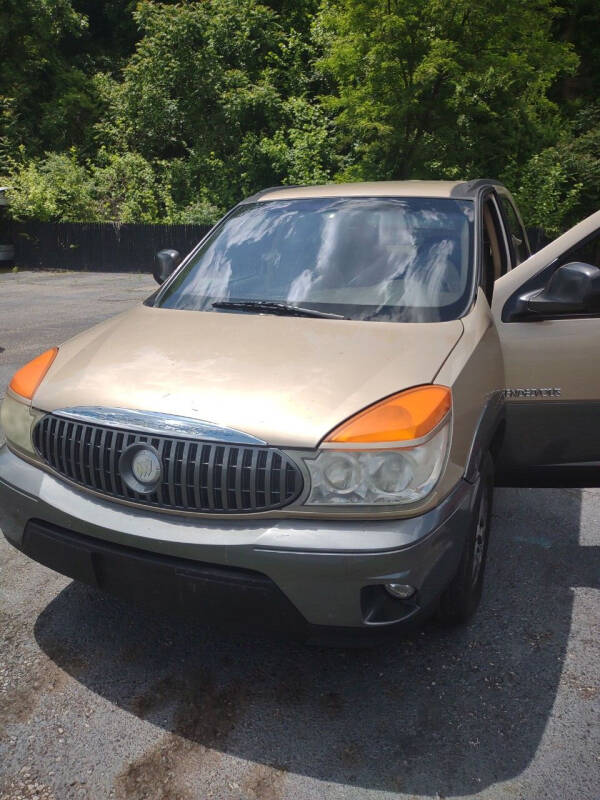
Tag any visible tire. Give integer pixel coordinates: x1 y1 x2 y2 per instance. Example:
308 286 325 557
437 451 494 625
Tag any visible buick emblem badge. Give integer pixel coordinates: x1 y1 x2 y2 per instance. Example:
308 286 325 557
119 443 162 494
132 449 161 485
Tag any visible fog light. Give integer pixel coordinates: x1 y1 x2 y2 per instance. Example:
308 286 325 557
384 583 416 600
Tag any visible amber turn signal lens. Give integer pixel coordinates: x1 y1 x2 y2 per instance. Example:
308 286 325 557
325 385 451 444
9 347 58 401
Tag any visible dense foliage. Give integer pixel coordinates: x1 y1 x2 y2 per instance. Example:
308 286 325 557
2 0 599 233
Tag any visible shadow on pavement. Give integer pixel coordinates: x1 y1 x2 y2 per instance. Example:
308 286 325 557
34 487 598 796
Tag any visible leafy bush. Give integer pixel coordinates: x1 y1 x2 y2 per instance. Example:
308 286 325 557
169 199 223 225
6 150 96 222
92 150 165 223
513 106 600 236
5 149 223 224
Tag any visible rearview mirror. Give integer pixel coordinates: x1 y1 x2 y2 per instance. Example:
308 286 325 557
526 262 600 315
153 249 181 284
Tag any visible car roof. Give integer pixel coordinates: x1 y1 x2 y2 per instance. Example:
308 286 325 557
243 179 504 203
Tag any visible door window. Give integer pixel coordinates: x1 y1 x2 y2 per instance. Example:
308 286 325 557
501 225 600 323
558 228 600 269
481 196 509 302
498 195 529 266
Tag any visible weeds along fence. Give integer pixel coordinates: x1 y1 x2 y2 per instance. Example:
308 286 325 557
8 221 212 272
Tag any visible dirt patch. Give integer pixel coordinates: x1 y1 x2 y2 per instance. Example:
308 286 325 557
172 673 245 744
116 733 189 800
339 742 362 767
115 671 249 800
242 764 287 800
130 675 186 720
563 671 599 700
0 648 75 727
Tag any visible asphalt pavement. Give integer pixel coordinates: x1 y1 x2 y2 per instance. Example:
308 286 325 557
0 270 598 800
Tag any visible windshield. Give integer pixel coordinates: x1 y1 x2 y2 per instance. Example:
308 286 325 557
155 197 475 322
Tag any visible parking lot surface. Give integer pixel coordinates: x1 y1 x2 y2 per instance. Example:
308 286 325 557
1 270 599 800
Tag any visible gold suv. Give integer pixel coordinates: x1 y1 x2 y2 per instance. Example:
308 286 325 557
2 180 600 641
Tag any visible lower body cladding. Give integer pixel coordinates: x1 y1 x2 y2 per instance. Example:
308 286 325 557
0 445 478 643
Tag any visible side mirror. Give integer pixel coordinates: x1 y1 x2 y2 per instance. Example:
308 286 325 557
153 249 181 284
526 262 600 315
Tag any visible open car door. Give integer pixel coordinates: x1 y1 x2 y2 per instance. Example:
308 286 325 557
492 210 600 486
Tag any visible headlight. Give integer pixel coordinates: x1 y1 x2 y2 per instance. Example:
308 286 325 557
1 347 58 457
304 422 450 505
303 385 451 507
0 393 42 456
9 347 58 401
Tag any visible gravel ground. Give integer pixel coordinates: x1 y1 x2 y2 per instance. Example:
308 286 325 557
0 270 598 800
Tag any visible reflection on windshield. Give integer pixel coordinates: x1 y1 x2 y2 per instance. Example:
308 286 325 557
156 197 475 323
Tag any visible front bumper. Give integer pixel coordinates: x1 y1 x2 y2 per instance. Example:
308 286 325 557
0 445 477 634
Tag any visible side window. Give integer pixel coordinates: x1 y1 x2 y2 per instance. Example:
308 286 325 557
501 226 600 322
498 195 529 266
559 229 600 269
481 197 509 303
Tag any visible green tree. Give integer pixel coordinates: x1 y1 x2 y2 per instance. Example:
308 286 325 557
515 105 600 236
315 0 577 182
553 0 600 111
101 1 287 161
0 0 90 167
96 0 335 209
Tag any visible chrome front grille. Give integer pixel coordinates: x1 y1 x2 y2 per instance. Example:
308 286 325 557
32 414 303 513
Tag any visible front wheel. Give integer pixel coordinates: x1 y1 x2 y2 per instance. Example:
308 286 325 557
437 452 494 625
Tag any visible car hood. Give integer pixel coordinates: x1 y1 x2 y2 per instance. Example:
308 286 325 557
34 304 463 448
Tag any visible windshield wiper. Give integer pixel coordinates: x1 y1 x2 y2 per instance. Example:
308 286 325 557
212 300 346 320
